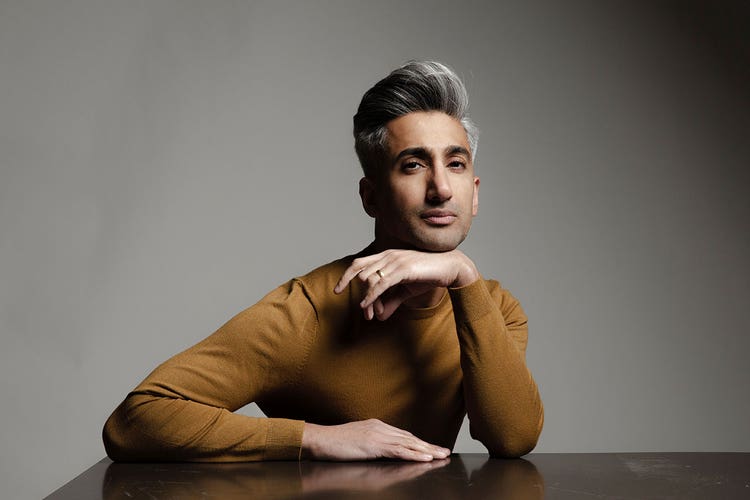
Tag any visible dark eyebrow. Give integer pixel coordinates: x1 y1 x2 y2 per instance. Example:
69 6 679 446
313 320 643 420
394 147 430 162
445 145 470 158
394 145 470 162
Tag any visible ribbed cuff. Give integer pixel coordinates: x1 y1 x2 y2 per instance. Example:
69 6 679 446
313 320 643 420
263 418 305 460
448 278 495 325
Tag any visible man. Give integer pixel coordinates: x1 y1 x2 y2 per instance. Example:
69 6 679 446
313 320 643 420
103 61 543 462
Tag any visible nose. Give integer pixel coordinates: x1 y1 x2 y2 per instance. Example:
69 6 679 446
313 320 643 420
426 165 453 204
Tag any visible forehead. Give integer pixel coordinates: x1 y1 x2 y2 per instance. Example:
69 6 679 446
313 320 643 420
385 111 470 156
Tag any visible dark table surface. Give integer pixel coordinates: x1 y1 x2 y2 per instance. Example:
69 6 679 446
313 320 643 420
45 453 750 499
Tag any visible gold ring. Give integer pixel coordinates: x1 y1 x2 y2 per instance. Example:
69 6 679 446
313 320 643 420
376 269 385 279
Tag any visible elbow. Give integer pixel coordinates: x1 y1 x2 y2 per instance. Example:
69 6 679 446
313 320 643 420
485 428 541 458
102 395 160 462
487 436 538 458
102 401 133 461
480 408 544 459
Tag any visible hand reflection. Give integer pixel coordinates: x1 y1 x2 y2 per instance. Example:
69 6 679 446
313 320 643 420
300 458 450 493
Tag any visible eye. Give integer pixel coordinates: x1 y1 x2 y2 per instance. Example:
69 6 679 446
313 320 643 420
448 160 466 170
401 161 423 172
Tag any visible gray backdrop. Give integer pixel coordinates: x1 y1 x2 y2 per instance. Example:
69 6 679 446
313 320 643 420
1 1 748 498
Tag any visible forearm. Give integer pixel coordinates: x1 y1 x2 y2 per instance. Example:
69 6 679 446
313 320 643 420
449 280 544 457
102 278 316 462
103 392 304 461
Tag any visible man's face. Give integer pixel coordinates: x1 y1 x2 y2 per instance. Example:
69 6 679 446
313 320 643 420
362 111 479 252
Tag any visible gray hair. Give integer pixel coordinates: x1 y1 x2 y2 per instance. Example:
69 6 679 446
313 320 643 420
353 60 478 177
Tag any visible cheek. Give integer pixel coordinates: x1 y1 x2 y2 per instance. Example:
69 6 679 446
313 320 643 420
383 183 422 211
456 183 476 206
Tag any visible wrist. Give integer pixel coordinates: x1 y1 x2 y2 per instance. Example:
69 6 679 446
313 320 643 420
451 252 480 288
301 422 323 459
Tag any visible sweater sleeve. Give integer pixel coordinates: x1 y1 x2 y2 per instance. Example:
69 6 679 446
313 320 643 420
102 279 316 462
448 279 544 457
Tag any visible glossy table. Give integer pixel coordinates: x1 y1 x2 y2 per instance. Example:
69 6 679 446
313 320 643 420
45 453 750 499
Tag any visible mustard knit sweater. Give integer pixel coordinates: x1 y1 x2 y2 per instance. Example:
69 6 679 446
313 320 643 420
103 255 544 461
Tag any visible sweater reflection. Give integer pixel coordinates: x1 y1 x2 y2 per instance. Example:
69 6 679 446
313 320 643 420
102 455 543 499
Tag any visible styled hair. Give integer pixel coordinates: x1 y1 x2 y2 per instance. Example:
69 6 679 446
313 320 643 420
353 60 478 177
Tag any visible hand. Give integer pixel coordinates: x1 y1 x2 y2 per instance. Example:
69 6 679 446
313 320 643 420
302 419 451 462
334 249 480 321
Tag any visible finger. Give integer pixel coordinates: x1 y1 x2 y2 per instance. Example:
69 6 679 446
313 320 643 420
381 431 451 460
355 258 391 285
357 270 393 310
359 266 399 309
364 302 374 321
335 253 388 294
374 298 384 318
333 259 384 299
388 440 450 461
334 265 364 294
403 434 452 458
399 437 451 459
374 423 452 459
375 287 413 321
387 445 435 462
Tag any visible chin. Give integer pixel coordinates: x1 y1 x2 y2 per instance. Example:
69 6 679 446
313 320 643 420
412 234 465 253
383 223 469 252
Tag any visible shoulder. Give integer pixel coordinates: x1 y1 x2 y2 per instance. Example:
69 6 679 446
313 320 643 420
252 254 352 307
244 252 360 322
292 253 358 307
280 255 364 340
295 256 352 291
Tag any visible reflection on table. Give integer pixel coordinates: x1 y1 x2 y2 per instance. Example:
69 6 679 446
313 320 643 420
102 455 542 499
46 453 750 499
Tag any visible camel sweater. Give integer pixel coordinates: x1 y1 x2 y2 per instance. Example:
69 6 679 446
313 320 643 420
103 256 544 461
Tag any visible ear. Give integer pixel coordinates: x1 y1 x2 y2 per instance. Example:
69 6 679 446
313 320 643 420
472 176 480 216
359 176 378 218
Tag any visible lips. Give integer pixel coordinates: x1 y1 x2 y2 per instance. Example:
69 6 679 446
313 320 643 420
421 209 457 226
